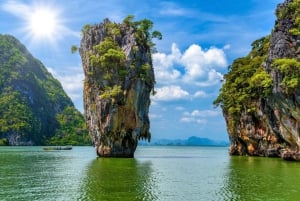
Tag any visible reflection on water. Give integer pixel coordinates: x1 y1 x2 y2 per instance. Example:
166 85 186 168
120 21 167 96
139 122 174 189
79 158 157 201
220 156 300 201
1 146 300 201
0 146 94 201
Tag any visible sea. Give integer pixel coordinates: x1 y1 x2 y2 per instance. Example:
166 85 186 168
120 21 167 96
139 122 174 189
0 146 299 201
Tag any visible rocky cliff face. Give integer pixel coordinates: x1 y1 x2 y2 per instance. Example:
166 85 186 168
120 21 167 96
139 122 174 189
79 18 157 157
0 34 88 145
215 0 300 160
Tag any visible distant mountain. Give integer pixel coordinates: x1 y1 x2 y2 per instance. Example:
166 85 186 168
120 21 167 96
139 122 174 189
139 136 229 146
0 34 90 145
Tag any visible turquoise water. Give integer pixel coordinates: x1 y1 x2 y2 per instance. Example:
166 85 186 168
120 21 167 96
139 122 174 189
0 146 299 201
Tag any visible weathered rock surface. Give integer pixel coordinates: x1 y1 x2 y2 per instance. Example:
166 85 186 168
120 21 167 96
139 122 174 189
79 19 155 157
223 0 300 161
0 34 88 145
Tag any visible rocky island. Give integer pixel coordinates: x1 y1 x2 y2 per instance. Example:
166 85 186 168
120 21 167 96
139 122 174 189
79 16 161 157
0 34 89 146
214 0 300 160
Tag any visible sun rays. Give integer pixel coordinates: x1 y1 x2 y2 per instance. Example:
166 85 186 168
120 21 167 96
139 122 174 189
2 1 78 48
27 7 59 40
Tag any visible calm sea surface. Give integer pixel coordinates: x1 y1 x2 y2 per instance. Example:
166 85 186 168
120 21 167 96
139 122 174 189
0 146 299 201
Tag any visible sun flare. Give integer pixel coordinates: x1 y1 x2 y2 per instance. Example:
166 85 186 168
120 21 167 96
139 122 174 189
1 0 75 46
2 1 80 48
28 8 58 39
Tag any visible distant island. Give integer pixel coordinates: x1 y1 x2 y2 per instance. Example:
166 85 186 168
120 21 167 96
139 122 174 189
139 136 229 146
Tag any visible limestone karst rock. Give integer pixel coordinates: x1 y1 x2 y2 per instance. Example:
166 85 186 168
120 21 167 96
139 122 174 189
0 34 88 145
79 17 159 157
215 0 300 161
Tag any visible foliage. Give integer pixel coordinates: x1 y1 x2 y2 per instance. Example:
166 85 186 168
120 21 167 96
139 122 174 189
85 15 161 101
81 24 91 34
276 0 300 36
0 138 8 145
89 37 126 84
122 15 162 48
271 58 300 93
71 45 78 54
46 107 91 146
105 22 121 40
99 85 122 99
213 36 272 118
139 63 151 81
0 34 89 145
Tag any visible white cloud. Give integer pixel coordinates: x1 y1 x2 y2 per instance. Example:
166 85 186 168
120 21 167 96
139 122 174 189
223 44 231 50
180 109 220 125
152 43 227 88
195 69 223 87
188 109 220 117
152 43 227 104
1 0 30 16
193 90 208 98
149 113 162 120
159 2 189 16
181 44 227 83
152 85 189 101
175 106 185 111
180 117 207 125
47 66 83 101
152 43 182 84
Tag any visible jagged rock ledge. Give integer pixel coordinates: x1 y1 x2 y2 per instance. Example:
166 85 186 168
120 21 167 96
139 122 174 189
281 150 300 161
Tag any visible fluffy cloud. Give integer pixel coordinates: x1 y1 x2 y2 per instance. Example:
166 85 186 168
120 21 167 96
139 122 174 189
181 44 227 83
152 43 226 86
152 43 182 84
152 43 227 102
152 85 189 101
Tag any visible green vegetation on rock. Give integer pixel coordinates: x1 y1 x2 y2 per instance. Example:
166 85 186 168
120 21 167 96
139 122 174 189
213 36 272 118
46 107 90 145
85 15 161 101
80 16 160 157
0 34 89 145
272 58 300 93
277 0 300 35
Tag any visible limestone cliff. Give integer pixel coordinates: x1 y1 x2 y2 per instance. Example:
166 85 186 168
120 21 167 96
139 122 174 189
79 17 160 157
0 34 89 146
214 0 300 160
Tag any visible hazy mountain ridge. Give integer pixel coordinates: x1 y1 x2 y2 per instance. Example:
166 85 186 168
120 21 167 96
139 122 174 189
139 136 229 146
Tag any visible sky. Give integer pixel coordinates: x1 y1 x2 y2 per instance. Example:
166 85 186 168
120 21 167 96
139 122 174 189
0 0 282 141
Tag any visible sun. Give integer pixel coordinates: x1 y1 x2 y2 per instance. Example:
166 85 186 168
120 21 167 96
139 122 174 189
2 1 77 48
28 8 58 39
26 6 60 41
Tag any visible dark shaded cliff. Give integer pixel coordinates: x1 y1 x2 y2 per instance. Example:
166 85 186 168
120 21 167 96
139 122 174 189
79 16 161 157
214 0 300 160
0 34 89 145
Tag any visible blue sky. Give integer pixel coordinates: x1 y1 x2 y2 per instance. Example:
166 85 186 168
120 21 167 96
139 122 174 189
0 0 282 141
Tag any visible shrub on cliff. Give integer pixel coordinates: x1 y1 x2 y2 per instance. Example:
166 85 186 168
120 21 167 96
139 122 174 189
213 36 272 117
